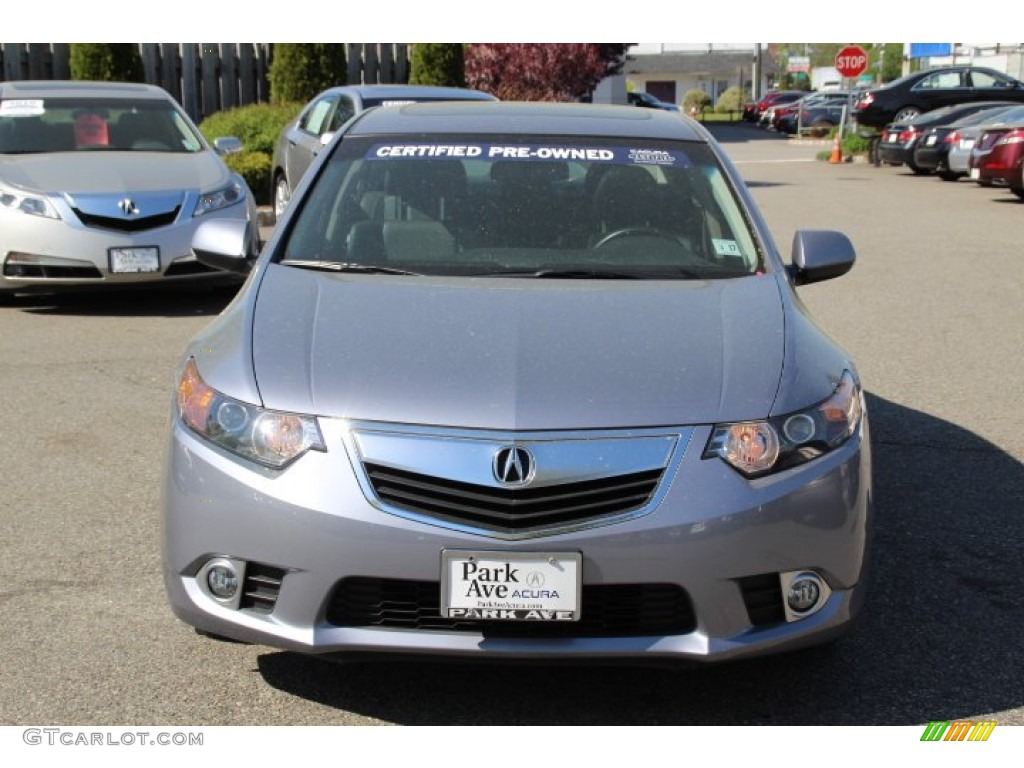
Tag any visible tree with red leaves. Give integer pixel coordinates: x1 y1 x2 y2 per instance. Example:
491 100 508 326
465 44 630 101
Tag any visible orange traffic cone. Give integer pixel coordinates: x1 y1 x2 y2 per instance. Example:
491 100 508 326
829 135 843 164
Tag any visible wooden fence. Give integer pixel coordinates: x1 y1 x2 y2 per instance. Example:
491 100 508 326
0 43 410 122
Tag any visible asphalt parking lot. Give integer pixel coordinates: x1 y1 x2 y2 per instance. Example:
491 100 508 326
1 123 1021 726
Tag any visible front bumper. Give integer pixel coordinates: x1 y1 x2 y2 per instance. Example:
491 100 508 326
162 414 872 663
0 197 253 293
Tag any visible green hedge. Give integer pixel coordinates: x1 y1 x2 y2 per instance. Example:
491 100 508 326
269 44 347 104
410 44 466 87
223 151 272 206
69 43 144 82
198 103 301 156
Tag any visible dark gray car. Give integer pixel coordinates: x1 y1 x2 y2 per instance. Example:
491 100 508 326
270 84 495 218
166 102 871 664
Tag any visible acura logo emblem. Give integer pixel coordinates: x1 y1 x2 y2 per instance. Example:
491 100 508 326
493 445 534 487
118 198 140 216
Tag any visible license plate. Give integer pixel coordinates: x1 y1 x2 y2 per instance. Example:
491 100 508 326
963 139 975 149
888 132 899 142
441 550 582 621
970 168 980 180
925 135 938 146
109 247 159 273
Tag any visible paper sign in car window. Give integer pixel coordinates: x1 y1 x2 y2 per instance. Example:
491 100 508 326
713 239 743 257
381 100 416 106
0 99 45 117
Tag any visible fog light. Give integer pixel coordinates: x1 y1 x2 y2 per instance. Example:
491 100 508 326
787 577 820 612
197 557 246 608
207 565 239 599
780 570 832 621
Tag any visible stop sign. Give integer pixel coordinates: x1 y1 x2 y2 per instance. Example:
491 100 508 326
835 45 869 78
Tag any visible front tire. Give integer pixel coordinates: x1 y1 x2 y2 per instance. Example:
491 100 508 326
938 170 961 182
1011 187 1024 200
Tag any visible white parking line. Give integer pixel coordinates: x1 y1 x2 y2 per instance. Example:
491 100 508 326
731 158 819 164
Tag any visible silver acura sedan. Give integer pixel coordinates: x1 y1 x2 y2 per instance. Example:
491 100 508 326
0 81 258 300
164 102 872 663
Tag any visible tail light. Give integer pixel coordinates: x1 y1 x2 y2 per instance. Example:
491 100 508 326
995 129 1024 146
943 131 960 145
897 128 919 143
856 93 874 109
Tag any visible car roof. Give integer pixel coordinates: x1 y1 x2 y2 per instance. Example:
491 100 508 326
0 80 172 101
314 84 496 101
346 101 705 141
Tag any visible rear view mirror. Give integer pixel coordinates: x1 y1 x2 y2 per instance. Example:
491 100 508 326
789 230 856 285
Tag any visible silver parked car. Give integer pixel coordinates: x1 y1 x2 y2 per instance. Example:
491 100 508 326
0 81 259 300
270 84 496 219
165 102 871 664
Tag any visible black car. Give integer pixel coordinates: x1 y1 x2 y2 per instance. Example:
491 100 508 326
912 104 1024 180
876 101 1018 173
627 91 681 112
854 66 1024 128
777 92 852 136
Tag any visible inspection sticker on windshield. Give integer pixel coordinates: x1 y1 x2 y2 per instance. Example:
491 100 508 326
0 99 45 117
713 239 742 257
441 551 582 621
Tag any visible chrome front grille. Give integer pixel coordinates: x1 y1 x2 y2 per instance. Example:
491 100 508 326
365 462 663 534
346 424 689 538
72 207 180 232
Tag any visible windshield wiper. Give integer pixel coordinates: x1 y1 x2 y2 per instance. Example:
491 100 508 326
484 267 708 280
281 260 422 276
486 268 644 279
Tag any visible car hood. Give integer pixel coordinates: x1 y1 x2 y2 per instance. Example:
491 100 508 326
250 264 786 431
0 150 231 195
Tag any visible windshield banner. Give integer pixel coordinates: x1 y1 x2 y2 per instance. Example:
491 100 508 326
367 143 691 167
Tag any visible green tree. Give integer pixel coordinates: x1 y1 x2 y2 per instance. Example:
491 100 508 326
69 43 144 82
869 43 905 83
410 44 465 87
269 44 347 104
714 86 746 113
682 88 711 115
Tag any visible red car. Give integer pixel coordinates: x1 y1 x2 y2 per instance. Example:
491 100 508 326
745 90 805 124
969 123 1024 198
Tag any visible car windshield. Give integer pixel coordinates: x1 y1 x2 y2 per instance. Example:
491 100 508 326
0 97 204 154
279 135 763 279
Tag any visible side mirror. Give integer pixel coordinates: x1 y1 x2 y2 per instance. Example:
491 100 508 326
192 219 256 274
213 136 244 155
789 230 855 285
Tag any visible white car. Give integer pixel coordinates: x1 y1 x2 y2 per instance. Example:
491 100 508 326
0 80 259 301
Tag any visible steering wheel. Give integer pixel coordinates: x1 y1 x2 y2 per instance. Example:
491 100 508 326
592 227 681 250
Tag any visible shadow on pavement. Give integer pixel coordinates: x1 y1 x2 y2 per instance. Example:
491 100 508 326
254 396 1022 725
9 282 242 318
701 122 794 144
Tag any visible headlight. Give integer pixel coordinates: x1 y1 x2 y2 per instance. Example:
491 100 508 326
0 190 60 219
176 359 325 468
193 180 246 217
704 371 863 477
